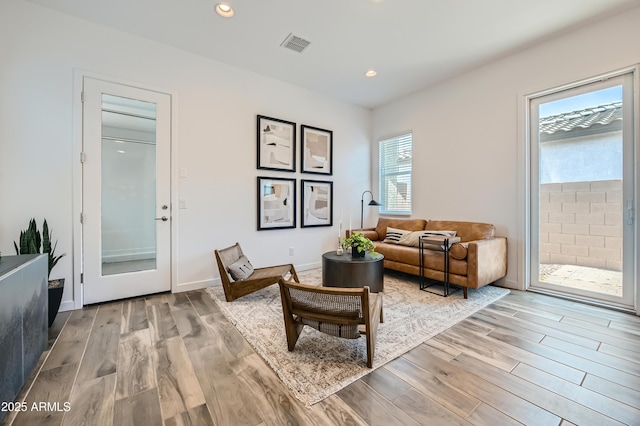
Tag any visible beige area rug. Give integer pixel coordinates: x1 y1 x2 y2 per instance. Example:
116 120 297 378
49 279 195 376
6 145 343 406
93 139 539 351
206 269 509 407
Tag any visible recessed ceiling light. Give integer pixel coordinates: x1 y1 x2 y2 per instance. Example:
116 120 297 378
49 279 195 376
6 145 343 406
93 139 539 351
365 70 377 78
215 3 234 18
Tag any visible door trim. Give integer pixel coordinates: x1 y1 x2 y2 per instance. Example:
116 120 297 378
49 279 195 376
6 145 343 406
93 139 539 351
72 69 178 309
517 64 639 315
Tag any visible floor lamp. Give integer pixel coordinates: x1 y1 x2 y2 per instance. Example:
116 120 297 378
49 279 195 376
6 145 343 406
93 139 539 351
360 190 381 229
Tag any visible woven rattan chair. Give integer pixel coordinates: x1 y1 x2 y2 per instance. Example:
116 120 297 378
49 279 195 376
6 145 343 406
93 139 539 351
278 278 383 368
214 243 299 302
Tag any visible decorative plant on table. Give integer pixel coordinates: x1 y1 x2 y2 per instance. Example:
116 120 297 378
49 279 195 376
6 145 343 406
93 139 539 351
14 218 66 326
342 232 377 258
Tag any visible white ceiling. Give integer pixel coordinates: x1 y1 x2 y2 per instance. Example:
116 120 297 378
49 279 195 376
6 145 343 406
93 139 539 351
25 0 640 109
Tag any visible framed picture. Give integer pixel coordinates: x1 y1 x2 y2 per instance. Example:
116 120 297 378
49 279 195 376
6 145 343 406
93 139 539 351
257 115 296 172
301 179 333 227
257 177 296 230
301 125 332 175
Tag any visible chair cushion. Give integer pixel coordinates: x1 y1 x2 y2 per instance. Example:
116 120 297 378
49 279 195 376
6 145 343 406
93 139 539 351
228 255 254 281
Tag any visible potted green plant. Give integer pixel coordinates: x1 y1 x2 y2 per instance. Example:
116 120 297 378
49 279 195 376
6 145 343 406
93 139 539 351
342 232 376 258
14 218 66 327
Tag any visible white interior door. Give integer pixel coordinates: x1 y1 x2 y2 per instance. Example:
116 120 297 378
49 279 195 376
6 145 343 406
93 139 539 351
82 77 171 304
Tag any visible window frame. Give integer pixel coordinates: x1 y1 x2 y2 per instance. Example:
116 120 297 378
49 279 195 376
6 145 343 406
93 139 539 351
378 132 413 216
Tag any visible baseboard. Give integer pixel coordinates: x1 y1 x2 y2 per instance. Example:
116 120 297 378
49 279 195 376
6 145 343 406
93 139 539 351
296 261 321 271
500 278 521 291
179 262 321 294
58 300 76 312
173 279 215 293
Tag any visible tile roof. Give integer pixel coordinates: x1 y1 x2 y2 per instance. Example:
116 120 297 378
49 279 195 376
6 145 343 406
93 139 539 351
540 102 622 135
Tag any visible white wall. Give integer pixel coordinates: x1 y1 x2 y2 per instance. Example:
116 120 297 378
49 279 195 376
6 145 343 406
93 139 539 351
0 0 372 309
371 6 640 290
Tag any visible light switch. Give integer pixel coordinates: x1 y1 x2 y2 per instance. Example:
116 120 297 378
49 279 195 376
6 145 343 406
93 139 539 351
179 168 188 178
179 198 187 209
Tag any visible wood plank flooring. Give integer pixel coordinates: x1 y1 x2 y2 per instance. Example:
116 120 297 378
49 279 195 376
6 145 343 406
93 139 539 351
4 286 639 425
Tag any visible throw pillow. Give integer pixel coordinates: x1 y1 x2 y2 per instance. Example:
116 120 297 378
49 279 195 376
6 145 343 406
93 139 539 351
398 231 422 247
382 227 410 244
228 255 254 281
422 230 457 237
398 230 458 247
450 242 468 260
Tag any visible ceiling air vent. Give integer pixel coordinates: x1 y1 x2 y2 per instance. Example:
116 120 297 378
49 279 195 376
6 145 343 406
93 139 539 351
280 33 311 53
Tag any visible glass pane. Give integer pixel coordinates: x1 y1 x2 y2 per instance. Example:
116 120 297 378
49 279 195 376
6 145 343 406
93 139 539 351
538 86 624 297
101 94 158 276
379 134 412 214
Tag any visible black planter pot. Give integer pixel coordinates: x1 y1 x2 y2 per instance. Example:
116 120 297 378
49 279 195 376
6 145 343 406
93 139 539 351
351 246 366 258
48 278 64 327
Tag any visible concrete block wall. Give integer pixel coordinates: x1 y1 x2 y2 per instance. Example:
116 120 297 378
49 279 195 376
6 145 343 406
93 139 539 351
540 180 622 271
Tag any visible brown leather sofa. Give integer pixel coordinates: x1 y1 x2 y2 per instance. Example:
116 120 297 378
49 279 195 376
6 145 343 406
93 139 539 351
352 218 507 298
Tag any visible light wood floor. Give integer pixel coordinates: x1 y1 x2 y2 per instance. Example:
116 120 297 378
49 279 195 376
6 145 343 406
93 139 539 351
4 283 640 425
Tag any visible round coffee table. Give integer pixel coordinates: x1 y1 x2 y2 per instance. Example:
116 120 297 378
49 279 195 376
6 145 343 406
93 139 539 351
322 251 384 292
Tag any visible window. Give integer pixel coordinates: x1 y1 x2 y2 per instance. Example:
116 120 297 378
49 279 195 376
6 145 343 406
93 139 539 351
379 132 412 215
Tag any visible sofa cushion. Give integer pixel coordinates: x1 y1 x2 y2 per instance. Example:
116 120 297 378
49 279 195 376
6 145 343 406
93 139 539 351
398 230 457 247
374 240 469 276
425 220 495 242
375 218 427 241
373 241 422 266
422 251 468 276
382 227 410 244
450 242 469 260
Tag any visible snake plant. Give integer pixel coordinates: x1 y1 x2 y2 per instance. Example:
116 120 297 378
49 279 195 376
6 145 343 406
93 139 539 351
14 218 65 279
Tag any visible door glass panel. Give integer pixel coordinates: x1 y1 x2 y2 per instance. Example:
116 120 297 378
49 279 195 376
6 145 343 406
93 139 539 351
537 86 624 299
101 94 158 276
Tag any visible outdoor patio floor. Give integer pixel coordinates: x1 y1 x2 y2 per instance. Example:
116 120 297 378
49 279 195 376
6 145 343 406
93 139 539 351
540 264 623 297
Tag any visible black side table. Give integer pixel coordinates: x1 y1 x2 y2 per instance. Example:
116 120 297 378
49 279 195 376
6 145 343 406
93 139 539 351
322 251 384 293
419 235 461 297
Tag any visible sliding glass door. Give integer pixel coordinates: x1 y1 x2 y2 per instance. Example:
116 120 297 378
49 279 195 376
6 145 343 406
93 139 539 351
529 72 635 309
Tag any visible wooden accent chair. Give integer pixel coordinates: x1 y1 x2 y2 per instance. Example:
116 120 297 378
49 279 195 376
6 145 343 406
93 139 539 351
278 279 383 368
214 243 299 302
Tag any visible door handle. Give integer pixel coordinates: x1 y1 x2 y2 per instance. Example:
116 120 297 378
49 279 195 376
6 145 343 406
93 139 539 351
155 216 169 222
